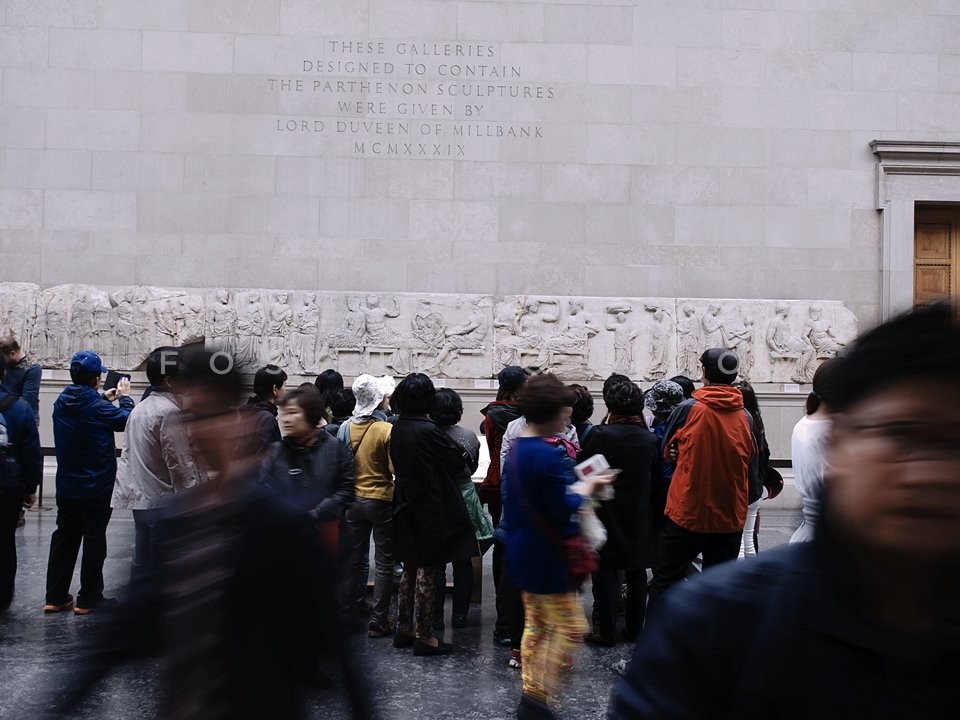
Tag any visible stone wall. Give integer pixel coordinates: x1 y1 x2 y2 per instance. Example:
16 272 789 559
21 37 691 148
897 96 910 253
3 2 959 327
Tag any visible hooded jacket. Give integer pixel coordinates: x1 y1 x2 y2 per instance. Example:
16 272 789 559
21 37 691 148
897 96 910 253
661 385 758 534
479 400 522 492
0 390 42 495
53 384 134 499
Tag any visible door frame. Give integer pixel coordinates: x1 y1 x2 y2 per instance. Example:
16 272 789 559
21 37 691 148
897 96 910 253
871 141 960 318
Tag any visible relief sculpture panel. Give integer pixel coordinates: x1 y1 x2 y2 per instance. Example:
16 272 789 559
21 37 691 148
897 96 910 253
0 283 857 383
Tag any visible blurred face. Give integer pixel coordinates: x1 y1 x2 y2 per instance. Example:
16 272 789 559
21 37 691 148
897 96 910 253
280 401 314 440
827 379 960 560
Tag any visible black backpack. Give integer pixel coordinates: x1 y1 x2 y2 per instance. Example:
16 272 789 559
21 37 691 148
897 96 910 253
0 395 23 492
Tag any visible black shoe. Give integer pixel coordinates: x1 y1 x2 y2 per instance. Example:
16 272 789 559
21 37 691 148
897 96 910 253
451 613 468 628
584 632 616 647
493 630 512 646
74 597 118 615
621 627 639 643
517 694 558 719
393 632 415 649
413 639 452 657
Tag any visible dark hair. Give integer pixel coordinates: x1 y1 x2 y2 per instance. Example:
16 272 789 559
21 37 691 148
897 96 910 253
829 303 960 413
568 384 594 425
605 380 644 416
603 373 631 401
297 382 321 394
330 388 356 418
314 369 344 395
430 387 463 426
805 358 841 415
179 348 244 407
733 381 766 437
279 387 326 428
517 374 576 425
70 368 99 387
145 346 180 386
700 348 739 385
0 336 20 355
669 375 696 399
392 372 436 415
253 364 287 398
0 359 5 382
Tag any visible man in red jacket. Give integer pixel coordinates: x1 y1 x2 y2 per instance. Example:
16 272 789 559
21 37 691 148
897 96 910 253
650 348 759 605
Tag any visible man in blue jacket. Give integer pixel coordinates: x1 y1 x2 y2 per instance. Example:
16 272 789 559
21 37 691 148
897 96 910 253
0 359 42 614
608 303 960 719
44 350 134 614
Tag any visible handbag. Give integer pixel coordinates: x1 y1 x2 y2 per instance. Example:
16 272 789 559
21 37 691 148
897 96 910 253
509 447 599 588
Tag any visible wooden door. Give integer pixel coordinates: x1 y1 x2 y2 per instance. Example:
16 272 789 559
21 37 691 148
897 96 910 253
914 206 960 307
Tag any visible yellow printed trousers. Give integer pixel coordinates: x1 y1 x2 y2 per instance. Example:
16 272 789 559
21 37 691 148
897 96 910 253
520 591 589 704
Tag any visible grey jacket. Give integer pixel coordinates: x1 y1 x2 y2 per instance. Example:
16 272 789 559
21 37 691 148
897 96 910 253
112 390 204 510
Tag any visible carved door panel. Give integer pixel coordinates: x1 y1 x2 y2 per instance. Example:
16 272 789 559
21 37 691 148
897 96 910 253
914 206 960 307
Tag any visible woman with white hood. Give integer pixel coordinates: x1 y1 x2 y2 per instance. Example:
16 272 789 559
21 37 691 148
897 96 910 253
340 374 397 637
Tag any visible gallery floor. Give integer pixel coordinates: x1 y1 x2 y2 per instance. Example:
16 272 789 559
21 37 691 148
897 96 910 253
1 507 801 719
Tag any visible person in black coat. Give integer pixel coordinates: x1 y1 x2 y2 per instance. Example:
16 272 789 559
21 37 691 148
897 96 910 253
389 373 477 657
260 387 356 532
579 379 659 645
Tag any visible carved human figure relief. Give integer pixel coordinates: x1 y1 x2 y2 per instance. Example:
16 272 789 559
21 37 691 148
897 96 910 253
178 295 205 345
111 290 137 369
290 293 321 374
497 298 560 368
209 289 238 357
721 305 755 381
265 292 293 368
676 303 702 381
154 296 181 346
766 303 816 383
91 293 115 367
318 295 364 363
604 304 639 375
701 303 723 350
536 299 597 366
397 302 447 374
70 290 95 353
645 306 672 381
425 299 489 377
235 293 266 368
132 288 157 365
803 303 844 358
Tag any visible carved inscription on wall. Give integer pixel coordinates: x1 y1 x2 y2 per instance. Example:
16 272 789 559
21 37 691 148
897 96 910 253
265 40 555 159
0 284 857 383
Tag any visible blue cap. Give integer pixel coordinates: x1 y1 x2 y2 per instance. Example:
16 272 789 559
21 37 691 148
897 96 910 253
70 350 107 375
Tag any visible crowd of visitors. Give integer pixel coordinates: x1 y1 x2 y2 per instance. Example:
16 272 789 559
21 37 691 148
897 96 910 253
0 302 957 719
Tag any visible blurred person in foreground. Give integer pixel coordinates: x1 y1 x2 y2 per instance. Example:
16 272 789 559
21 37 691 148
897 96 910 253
112 347 204 581
609 303 960 719
502 374 613 719
260 386 355 559
49 350 375 720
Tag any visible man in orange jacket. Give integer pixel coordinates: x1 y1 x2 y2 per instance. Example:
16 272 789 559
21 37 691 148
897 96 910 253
649 348 759 606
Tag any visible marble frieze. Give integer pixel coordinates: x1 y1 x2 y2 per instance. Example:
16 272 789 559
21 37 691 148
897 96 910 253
0 283 857 383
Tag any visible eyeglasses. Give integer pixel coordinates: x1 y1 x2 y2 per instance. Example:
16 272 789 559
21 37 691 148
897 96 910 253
844 421 960 462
